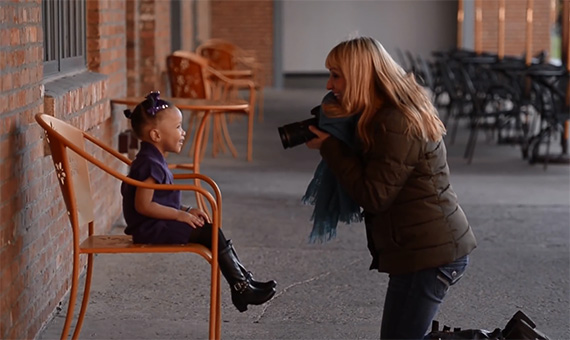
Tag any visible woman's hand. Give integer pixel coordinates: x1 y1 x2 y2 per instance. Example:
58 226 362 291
305 125 330 150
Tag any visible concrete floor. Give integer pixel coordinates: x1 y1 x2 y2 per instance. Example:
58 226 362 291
39 88 569 340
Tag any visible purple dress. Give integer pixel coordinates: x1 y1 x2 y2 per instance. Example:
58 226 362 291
121 142 192 244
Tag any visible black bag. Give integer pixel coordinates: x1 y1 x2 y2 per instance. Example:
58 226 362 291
502 311 550 340
426 310 550 340
426 321 503 339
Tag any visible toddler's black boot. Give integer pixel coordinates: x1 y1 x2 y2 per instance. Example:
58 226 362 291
219 243 276 312
227 240 277 290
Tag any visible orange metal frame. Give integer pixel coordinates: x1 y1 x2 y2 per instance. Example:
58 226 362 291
35 113 223 340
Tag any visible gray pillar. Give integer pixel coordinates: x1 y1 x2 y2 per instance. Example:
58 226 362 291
463 0 475 50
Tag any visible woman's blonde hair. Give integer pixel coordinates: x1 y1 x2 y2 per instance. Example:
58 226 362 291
324 37 445 151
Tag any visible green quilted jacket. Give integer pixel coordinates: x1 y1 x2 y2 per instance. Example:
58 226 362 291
320 105 477 275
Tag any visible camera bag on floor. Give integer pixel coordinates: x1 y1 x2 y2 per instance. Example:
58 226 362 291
425 310 550 340
426 320 503 339
502 310 550 340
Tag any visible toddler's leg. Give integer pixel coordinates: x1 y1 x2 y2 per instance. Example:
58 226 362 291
186 222 228 251
188 223 276 312
226 239 277 290
132 220 192 244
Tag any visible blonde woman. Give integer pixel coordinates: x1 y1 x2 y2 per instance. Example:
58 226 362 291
305 37 477 339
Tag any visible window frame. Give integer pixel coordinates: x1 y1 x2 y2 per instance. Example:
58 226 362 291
42 0 86 78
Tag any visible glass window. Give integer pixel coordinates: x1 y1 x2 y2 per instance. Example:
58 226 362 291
42 0 86 78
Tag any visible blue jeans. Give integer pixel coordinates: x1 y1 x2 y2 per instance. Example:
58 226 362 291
380 255 469 340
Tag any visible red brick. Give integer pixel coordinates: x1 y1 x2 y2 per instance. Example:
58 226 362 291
481 0 552 56
0 137 13 161
0 176 18 202
211 0 274 85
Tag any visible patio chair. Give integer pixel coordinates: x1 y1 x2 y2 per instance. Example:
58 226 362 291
196 39 265 122
167 51 256 161
35 113 222 340
525 66 570 167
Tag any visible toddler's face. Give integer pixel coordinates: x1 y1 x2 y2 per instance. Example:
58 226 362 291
155 107 185 154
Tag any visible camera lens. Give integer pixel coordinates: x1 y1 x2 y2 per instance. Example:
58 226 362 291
277 117 318 149
278 126 291 149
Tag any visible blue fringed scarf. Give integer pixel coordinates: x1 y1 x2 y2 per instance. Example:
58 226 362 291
302 92 363 243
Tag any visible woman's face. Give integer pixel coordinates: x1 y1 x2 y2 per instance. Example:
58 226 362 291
326 67 346 103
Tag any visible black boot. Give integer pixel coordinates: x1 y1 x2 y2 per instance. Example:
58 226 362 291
227 240 277 290
219 243 276 312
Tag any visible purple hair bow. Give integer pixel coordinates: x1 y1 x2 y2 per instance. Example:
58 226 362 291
145 91 169 116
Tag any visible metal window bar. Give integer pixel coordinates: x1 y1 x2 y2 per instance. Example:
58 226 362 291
74 0 82 56
43 0 58 61
62 0 68 58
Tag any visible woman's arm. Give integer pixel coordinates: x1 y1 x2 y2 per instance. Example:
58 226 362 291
134 177 205 228
314 124 421 214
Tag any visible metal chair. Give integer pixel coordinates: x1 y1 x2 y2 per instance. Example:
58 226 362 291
35 113 222 340
196 39 265 122
167 51 256 161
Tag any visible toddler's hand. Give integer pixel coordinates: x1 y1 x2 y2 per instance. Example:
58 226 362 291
177 210 205 228
189 208 211 224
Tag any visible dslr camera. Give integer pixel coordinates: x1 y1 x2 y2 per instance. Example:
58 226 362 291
278 106 320 149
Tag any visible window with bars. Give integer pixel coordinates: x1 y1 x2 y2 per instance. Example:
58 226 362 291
42 0 86 78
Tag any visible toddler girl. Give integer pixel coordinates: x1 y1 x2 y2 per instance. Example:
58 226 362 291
121 91 276 312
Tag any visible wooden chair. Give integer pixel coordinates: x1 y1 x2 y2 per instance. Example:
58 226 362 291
35 113 222 340
167 51 256 161
196 39 265 122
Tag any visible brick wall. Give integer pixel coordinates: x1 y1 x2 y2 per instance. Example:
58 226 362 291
210 0 274 86
0 1 48 338
556 0 570 64
155 0 172 93
481 0 552 58
80 0 128 236
87 0 128 96
129 0 172 96
0 0 128 338
180 1 194 51
126 0 141 97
